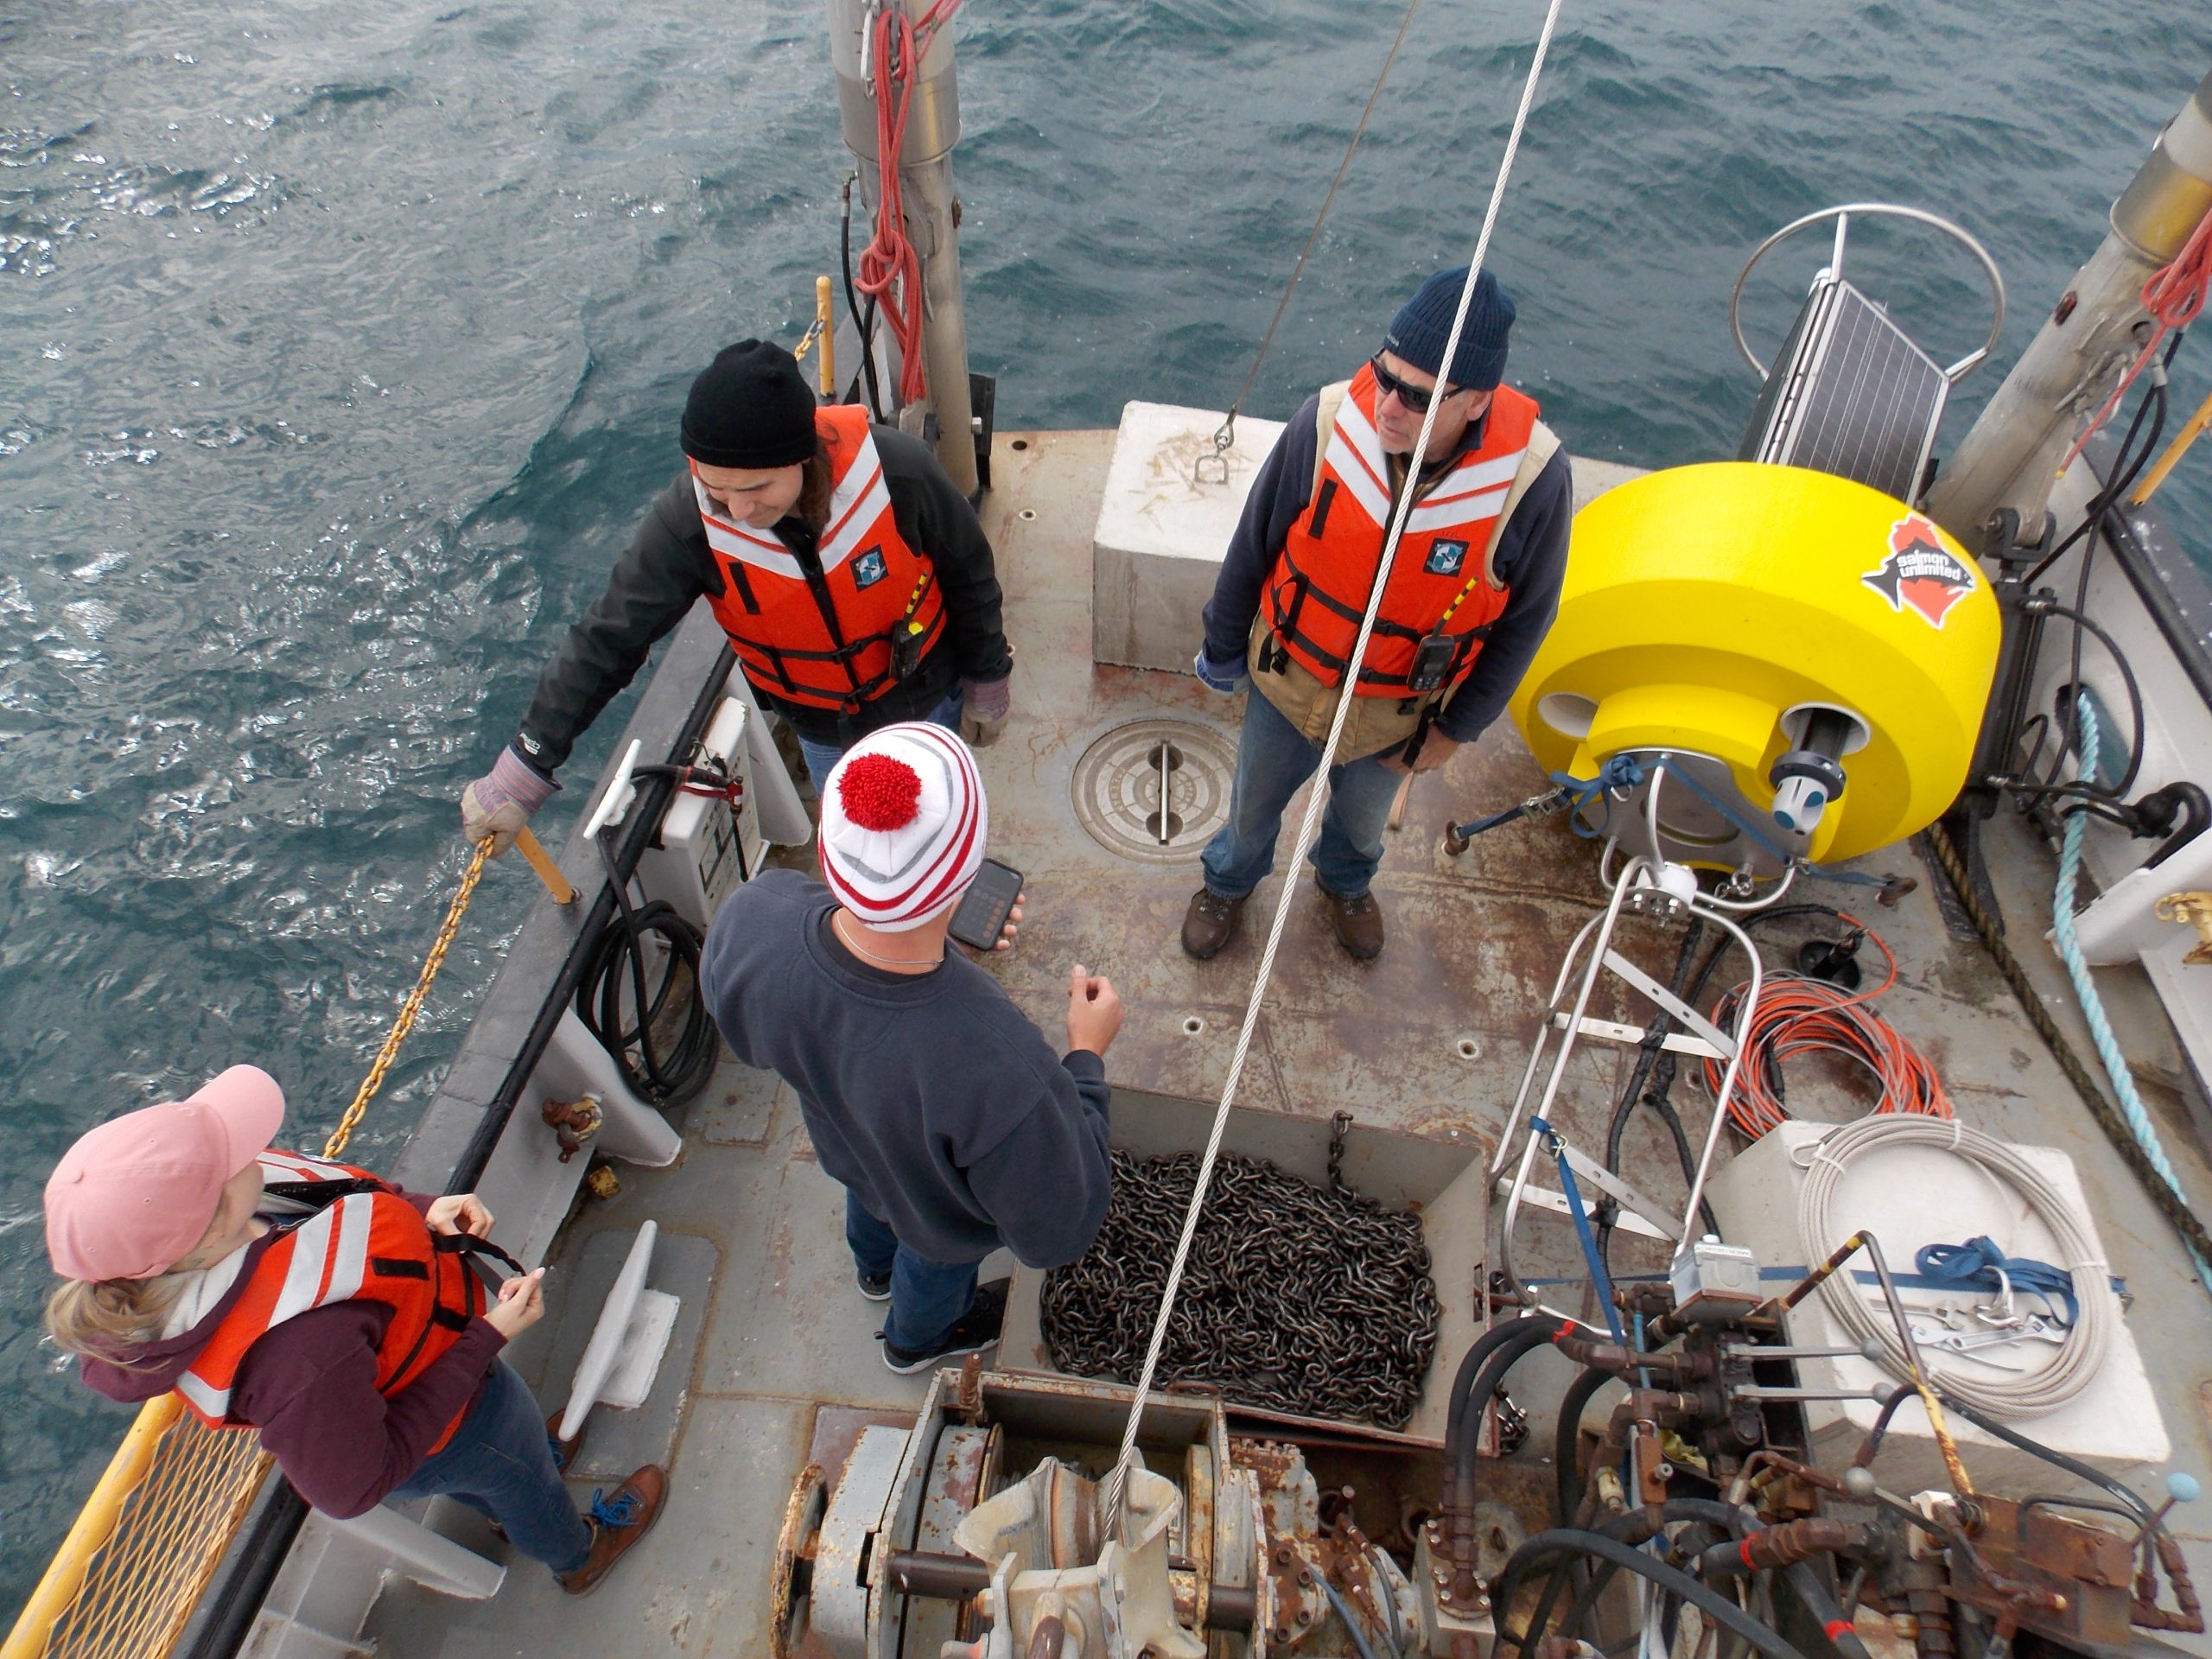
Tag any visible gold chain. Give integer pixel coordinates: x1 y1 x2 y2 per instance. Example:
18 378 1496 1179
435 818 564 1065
322 839 493 1160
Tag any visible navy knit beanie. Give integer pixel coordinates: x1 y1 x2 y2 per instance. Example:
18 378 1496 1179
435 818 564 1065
1382 267 1516 391
680 340 819 469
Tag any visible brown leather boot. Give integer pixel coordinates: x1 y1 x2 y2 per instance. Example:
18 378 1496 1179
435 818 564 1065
1180 888 1244 959
1317 880 1385 960
559 1465 668 1596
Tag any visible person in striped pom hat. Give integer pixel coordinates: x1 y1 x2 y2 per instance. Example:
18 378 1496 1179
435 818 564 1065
700 722 1122 1373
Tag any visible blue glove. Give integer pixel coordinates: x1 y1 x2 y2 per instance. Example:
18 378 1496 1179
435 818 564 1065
1192 647 1248 695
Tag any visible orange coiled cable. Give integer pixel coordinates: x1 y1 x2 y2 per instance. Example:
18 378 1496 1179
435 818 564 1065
1702 918 1954 1138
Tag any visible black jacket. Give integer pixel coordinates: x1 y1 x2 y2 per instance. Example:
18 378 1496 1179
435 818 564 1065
1199 391 1573 745
515 426 1013 767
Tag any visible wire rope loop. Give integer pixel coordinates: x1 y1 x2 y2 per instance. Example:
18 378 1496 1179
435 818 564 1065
323 838 492 1159
1729 202 2005 384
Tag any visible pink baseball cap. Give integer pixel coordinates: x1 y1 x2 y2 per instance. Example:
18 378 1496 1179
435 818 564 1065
44 1066 287 1282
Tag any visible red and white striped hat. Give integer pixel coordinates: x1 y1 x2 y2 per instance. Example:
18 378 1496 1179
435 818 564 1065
818 722 988 931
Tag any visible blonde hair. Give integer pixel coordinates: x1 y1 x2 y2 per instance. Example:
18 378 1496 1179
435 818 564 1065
46 1273 191 1368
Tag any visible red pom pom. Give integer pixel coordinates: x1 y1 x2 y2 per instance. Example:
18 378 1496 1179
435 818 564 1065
837 753 924 832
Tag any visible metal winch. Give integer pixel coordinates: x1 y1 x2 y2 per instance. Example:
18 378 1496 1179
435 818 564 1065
769 1364 1424 1659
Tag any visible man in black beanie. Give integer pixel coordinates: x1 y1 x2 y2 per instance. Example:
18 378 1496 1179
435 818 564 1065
1180 266 1573 963
461 340 1014 853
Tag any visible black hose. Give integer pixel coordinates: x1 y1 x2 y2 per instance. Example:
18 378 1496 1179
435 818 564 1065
838 174 887 422
1552 1364 1618 1526
1929 1387 2156 1524
1443 1313 1567 1471
575 831 718 1105
1784 1561 1871 1659
1493 1529 1808 1659
1452 1320 1568 1517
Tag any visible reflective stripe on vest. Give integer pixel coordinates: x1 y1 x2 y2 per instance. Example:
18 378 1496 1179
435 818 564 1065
1263 369 1540 696
175 1152 483 1453
696 405 947 711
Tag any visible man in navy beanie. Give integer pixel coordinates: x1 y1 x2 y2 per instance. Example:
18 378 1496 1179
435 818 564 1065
1181 266 1573 962
459 340 1014 855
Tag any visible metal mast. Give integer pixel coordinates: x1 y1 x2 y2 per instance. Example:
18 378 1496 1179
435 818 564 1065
1928 68 2212 549
827 0 980 496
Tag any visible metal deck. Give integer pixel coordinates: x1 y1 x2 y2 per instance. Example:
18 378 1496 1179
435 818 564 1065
354 429 2212 1658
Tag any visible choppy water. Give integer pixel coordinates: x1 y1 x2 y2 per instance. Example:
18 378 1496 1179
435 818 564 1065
2 0 2207 1611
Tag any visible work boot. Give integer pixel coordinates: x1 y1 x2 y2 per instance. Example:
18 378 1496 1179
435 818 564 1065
1317 880 1386 961
559 1465 668 1596
1180 888 1243 959
880 1280 1010 1374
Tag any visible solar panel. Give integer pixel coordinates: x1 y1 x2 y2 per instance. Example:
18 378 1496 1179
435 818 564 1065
1738 278 1948 504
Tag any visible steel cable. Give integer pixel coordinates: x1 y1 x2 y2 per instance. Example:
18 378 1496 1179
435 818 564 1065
1101 0 1571 1517
1796 1115 2116 1415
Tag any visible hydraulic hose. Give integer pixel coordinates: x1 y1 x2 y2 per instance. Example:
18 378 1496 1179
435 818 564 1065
1450 1318 1568 1522
1493 1528 1808 1659
1552 1364 1618 1526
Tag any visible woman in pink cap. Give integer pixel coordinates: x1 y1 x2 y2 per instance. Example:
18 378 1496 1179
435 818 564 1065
42 1065 664 1596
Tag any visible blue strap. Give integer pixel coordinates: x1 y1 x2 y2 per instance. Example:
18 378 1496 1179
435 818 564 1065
1534 1116 1625 1340
1913 1236 2079 1326
1549 753 1647 840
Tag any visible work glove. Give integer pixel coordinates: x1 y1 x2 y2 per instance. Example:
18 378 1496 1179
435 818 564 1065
959 673 1013 748
460 746 556 856
1192 647 1249 696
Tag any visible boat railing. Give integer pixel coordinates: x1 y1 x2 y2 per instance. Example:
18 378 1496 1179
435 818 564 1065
1 647 736 1659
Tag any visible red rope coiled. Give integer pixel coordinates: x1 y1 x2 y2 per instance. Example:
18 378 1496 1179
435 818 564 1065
1700 918 1954 1139
855 1 963 409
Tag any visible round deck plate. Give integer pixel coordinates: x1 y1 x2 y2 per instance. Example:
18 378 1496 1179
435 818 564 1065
1071 718 1237 863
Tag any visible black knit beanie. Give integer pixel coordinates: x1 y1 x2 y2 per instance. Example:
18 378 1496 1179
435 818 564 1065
1382 267 1516 391
679 340 819 468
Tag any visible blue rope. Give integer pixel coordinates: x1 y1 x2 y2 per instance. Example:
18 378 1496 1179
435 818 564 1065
1912 1236 2079 1326
1535 1116 1626 1339
2053 692 2212 1299
1550 753 1647 840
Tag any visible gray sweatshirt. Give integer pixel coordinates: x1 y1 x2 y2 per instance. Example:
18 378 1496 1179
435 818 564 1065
701 869 1111 1267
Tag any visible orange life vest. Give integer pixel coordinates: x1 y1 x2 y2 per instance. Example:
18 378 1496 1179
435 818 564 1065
696 405 947 712
174 1151 490 1453
1262 368 1541 697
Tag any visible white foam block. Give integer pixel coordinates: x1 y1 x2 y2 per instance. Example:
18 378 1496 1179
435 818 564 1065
1091 401 1287 672
1705 1121 2169 1497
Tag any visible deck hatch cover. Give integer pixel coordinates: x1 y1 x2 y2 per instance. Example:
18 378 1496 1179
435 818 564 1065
1071 719 1236 863
1739 276 1947 504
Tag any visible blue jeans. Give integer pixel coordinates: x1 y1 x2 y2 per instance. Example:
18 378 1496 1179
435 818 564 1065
797 689 964 790
388 1359 593 1574
1199 686 1407 899
845 1191 980 1352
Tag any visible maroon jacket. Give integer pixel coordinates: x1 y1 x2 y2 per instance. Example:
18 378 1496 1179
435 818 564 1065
77 1187 507 1520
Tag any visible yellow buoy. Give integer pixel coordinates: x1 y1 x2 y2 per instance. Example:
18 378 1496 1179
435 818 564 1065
1510 462 1999 868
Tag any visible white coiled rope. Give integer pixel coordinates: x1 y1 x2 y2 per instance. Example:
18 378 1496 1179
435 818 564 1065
1101 0 1572 1518
1796 1115 2116 1417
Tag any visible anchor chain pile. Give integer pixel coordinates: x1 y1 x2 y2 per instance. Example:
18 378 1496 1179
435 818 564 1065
1041 1140 1440 1429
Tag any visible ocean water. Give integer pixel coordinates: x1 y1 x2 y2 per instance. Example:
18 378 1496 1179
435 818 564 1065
2 0 2207 1611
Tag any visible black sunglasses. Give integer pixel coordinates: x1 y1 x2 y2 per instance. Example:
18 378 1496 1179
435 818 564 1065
1370 353 1463 416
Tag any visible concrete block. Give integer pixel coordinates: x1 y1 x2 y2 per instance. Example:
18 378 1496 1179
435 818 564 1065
1091 401 1287 672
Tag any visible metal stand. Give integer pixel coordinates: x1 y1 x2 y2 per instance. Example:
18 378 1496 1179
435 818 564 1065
1488 846 1768 1313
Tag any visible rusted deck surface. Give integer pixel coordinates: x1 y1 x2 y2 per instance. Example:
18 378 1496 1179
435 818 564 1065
364 428 2212 1656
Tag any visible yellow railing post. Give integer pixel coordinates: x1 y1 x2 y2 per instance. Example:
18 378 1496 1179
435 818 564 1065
3 1399 181 1659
